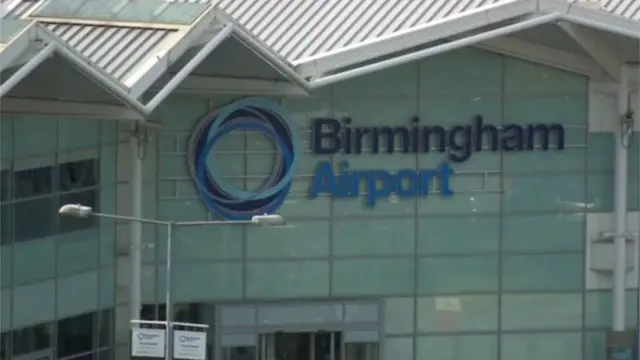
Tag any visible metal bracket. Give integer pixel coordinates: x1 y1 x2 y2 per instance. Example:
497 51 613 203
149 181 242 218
598 231 637 242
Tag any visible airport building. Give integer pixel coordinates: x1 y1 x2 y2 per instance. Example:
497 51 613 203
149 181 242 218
0 0 639 359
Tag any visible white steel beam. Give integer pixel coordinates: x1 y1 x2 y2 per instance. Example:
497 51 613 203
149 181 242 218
151 75 309 97
477 35 609 79
0 98 144 121
294 0 538 79
557 21 624 81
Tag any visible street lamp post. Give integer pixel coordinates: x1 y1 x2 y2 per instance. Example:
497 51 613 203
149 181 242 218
59 203 285 360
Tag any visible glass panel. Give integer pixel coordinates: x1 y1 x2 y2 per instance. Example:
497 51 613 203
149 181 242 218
383 337 412 360
585 290 638 328
418 256 499 294
345 342 379 360
13 238 55 285
171 262 243 301
246 261 329 299
1 204 12 245
502 214 585 252
0 244 10 287
417 216 500 255
12 281 55 328
12 323 52 355
173 224 243 261
587 173 613 212
502 174 586 213
56 313 94 357
0 169 10 202
246 221 330 259
502 254 583 291
384 298 414 335
14 197 57 242
416 335 498 360
584 331 606 360
501 293 582 330
98 309 112 347
333 219 414 256
14 165 53 198
417 295 498 332
332 258 414 296
500 332 582 360
223 346 256 360
503 57 588 94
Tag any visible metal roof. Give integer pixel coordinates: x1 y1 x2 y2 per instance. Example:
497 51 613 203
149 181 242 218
170 0 640 63
1 0 42 19
602 0 640 20
43 22 180 84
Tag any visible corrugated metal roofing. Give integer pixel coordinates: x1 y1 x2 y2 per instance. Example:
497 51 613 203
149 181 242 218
177 0 517 61
1 0 42 19
44 22 179 83
602 0 640 20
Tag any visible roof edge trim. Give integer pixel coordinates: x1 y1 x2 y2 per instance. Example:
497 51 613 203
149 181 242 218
0 42 54 98
308 13 560 89
214 11 310 92
126 4 220 99
0 20 36 72
293 0 538 77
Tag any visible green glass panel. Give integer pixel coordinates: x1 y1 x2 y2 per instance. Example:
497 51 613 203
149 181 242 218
280 97 333 129
417 295 498 332
332 258 414 296
384 337 413 360
153 3 208 24
161 95 212 132
502 214 584 252
1 246 11 288
57 272 98 318
333 195 416 217
57 230 100 276
503 147 585 174
246 261 329 299
100 145 117 185
12 281 55 328
333 218 414 256
13 116 57 157
173 262 243 301
419 48 503 95
1 116 13 159
246 221 329 259
502 174 586 213
501 332 582 360
587 133 615 172
384 297 414 335
418 215 500 255
335 63 418 98
418 256 499 294
502 254 583 291
31 0 87 18
418 95 502 127
278 194 331 219
74 0 123 20
13 238 55 285
1 289 10 331
332 98 417 127
172 224 243 261
585 290 638 328
503 57 588 95
501 293 582 330
419 192 501 215
586 173 614 212
503 96 588 127
584 331 606 360
158 199 208 222
113 0 164 22
99 267 115 309
416 335 498 360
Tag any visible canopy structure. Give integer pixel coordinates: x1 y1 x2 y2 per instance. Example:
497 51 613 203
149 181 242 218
0 0 638 117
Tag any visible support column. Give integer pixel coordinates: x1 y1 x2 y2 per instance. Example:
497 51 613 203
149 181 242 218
613 65 630 331
114 124 147 359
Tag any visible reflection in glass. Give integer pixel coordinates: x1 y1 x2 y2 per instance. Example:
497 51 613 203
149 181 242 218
12 323 52 355
14 165 52 198
57 313 93 357
224 346 257 360
344 343 379 360
14 197 57 242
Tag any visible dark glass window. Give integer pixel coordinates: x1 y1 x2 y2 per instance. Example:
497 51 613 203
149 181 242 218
1 169 10 202
59 159 99 234
12 323 52 356
98 309 112 348
14 165 52 199
0 331 9 360
57 313 94 357
14 196 57 241
1 203 12 245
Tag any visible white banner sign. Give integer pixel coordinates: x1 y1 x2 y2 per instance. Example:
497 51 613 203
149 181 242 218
174 330 207 360
131 328 166 358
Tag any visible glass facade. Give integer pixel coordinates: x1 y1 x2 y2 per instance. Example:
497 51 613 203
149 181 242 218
0 116 117 359
1 47 639 360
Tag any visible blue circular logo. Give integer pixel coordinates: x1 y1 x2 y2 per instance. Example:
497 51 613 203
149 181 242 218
188 98 300 221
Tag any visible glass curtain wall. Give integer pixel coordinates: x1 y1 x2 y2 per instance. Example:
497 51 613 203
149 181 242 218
0 115 118 359
148 48 639 360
